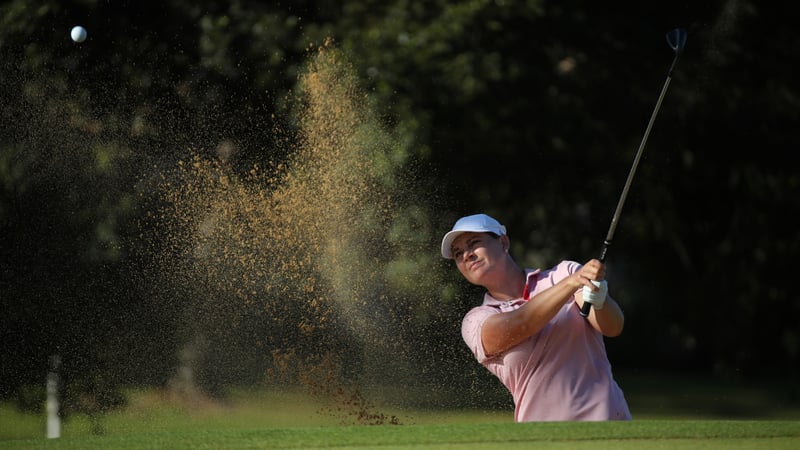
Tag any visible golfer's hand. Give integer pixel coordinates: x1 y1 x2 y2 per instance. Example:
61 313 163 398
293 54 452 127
576 259 605 286
576 259 607 310
582 280 608 310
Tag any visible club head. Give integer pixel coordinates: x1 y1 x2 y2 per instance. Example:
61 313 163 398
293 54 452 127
666 28 688 54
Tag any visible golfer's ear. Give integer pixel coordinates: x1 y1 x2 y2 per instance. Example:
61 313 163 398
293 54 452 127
499 235 510 252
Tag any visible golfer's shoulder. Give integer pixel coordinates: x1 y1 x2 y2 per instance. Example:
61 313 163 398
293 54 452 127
545 260 581 276
464 302 500 316
462 302 500 325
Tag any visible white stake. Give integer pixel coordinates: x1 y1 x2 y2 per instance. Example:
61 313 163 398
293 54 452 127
46 356 61 439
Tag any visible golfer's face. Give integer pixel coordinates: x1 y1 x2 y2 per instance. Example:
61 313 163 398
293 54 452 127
451 232 504 284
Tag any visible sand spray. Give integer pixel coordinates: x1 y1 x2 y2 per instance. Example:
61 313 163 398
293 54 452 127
148 41 442 424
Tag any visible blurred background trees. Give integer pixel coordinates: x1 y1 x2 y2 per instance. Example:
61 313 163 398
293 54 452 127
2 0 798 417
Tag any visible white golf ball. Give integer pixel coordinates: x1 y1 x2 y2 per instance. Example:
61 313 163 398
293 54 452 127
70 26 87 43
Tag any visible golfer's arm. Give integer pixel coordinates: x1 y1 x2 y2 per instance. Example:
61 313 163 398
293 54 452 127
481 278 580 356
588 296 625 337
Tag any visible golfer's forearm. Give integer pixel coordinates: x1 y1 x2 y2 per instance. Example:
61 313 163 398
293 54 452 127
482 281 576 355
592 299 624 337
517 277 580 326
482 307 555 355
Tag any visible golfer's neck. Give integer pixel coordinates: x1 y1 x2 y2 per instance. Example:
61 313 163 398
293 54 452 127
486 264 526 301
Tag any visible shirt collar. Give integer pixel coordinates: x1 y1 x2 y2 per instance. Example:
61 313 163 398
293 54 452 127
482 268 542 307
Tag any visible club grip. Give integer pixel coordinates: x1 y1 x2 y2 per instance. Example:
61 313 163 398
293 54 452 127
580 241 610 318
579 300 592 317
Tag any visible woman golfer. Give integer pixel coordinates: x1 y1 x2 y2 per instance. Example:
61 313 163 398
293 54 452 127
442 214 631 421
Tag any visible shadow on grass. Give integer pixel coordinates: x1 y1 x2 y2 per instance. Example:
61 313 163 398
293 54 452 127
616 370 800 419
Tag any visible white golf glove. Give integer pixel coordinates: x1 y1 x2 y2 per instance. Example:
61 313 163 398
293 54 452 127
581 280 608 311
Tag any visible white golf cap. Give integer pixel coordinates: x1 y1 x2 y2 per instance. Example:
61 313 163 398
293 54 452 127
441 214 507 259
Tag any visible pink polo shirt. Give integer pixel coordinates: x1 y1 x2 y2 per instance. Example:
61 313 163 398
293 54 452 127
461 260 631 422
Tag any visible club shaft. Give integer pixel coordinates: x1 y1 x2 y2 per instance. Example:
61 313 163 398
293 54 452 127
579 63 677 318
604 75 672 249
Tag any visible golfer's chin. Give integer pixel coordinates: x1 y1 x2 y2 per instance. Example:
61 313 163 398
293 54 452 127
464 263 490 285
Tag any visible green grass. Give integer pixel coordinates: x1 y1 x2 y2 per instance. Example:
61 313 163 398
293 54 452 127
1 420 798 449
0 388 511 441
2 373 799 448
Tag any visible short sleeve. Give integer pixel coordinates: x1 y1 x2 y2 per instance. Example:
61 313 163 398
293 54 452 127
461 306 499 364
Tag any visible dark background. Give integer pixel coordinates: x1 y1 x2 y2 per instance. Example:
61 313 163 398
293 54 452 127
2 0 797 417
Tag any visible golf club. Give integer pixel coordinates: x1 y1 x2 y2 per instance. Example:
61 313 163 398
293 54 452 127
580 28 687 318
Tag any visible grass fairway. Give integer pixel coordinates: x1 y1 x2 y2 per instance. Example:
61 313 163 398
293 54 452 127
2 377 799 449
1 420 798 449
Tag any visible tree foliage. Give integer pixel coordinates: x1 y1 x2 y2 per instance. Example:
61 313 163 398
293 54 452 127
2 0 798 415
